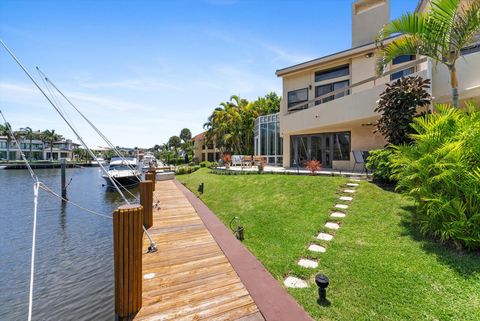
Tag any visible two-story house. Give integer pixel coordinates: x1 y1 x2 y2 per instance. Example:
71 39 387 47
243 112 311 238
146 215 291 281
276 0 480 170
192 132 220 163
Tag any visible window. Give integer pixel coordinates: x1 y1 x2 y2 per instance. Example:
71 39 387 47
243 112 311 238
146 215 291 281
315 65 349 82
333 132 351 161
207 144 214 149
390 67 415 81
392 55 415 65
287 88 308 110
315 80 350 104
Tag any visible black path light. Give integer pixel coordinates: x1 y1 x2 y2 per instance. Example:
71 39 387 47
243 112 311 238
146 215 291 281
229 216 244 241
315 273 330 305
197 182 204 195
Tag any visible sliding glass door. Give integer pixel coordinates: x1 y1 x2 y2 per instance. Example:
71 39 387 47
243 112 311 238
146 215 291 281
290 132 350 168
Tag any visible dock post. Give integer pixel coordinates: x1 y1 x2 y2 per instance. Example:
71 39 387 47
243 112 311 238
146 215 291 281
145 172 155 191
113 204 143 320
60 158 67 199
139 180 153 229
148 169 157 189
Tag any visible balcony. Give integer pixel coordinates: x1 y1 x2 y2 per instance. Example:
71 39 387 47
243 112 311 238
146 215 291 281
281 58 429 134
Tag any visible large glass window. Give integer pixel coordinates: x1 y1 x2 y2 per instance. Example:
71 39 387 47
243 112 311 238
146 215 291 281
333 132 351 161
260 123 268 155
315 65 349 82
315 80 350 104
287 88 308 110
254 113 283 166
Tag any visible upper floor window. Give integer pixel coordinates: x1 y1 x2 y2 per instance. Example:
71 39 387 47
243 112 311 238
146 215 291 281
390 67 415 81
287 88 308 110
315 80 350 105
315 65 349 82
392 55 415 65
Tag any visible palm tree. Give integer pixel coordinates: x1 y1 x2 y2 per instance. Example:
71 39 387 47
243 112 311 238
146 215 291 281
19 127 36 161
376 0 480 107
41 129 60 161
0 122 13 162
168 135 181 165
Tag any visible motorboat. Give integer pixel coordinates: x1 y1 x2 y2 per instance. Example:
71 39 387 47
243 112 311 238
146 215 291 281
142 152 158 170
102 157 141 187
92 156 108 167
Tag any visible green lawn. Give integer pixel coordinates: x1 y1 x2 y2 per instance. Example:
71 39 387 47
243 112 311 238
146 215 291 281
178 168 480 321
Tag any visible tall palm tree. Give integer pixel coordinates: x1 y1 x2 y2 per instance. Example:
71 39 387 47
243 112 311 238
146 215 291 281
0 122 13 162
41 129 60 161
20 127 35 161
376 0 480 107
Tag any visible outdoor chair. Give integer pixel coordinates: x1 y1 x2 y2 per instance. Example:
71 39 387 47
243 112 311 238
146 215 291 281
243 155 253 167
232 155 243 166
352 150 366 173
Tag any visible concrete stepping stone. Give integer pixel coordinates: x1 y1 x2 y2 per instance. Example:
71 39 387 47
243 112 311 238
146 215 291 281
350 178 361 182
347 183 359 187
308 244 326 253
344 189 356 193
331 212 346 218
317 232 333 241
298 258 318 268
325 222 340 230
284 276 308 288
335 204 349 209
339 196 353 201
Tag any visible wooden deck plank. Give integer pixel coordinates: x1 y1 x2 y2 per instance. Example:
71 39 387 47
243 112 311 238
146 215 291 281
134 180 264 321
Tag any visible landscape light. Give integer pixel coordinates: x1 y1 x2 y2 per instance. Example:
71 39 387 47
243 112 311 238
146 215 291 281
315 273 330 304
197 182 204 195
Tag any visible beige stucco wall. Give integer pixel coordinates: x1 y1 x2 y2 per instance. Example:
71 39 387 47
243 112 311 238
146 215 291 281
352 0 390 47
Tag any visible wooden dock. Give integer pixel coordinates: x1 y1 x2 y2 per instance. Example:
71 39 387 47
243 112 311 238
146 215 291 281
134 180 264 321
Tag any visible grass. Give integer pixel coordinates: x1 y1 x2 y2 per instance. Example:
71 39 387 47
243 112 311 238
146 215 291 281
178 168 480 321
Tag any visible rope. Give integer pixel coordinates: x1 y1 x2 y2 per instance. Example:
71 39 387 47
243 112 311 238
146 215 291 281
39 183 112 219
27 182 40 321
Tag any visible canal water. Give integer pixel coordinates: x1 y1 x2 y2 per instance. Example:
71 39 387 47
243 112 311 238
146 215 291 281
0 167 139 321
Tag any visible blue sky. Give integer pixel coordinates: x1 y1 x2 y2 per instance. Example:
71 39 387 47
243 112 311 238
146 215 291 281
0 0 418 148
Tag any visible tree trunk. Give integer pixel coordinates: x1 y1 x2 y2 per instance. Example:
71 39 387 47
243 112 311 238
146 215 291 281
449 66 459 108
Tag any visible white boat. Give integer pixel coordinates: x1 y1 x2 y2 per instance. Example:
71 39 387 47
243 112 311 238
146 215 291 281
92 157 108 167
142 152 158 170
102 157 141 187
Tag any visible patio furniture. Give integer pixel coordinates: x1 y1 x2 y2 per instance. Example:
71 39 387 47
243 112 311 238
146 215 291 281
352 150 366 173
232 155 243 166
243 155 253 167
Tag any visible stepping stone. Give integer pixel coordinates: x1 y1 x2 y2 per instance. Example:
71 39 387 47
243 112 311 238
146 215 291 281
350 178 361 182
308 244 326 253
347 183 359 187
344 189 356 193
331 212 346 218
325 222 340 230
339 196 353 201
284 276 308 288
335 204 349 209
317 232 333 241
298 258 318 268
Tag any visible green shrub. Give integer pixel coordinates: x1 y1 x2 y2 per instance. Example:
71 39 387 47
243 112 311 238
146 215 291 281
209 161 219 168
365 149 395 182
199 161 212 168
391 104 480 250
175 165 201 175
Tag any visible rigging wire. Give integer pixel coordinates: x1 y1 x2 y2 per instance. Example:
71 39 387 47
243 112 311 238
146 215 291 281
0 39 157 252
37 67 142 182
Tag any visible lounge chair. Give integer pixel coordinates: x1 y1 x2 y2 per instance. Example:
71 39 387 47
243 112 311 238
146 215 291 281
352 150 366 173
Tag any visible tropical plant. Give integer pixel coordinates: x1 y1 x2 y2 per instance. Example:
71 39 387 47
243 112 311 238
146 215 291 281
375 76 432 145
19 127 37 161
179 128 193 161
305 159 321 174
204 93 281 155
376 0 480 107
167 135 181 165
0 122 13 162
391 103 480 250
41 129 60 161
365 148 396 182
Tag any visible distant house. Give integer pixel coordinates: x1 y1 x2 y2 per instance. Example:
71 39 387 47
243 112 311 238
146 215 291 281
44 139 80 161
192 132 220 163
275 0 480 170
0 136 45 161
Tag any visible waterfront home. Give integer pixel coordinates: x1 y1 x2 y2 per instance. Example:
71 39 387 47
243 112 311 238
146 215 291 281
192 132 220 162
0 136 80 161
275 0 480 170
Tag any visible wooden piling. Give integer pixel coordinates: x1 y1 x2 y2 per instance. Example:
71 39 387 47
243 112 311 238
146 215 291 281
148 169 157 188
113 204 143 319
60 158 67 199
145 172 155 191
139 180 153 229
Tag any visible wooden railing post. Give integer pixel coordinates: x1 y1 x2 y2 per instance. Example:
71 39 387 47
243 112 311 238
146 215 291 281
148 169 157 188
139 180 153 229
145 172 155 191
113 204 143 320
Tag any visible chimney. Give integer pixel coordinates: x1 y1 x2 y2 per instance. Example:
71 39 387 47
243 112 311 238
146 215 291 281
352 0 390 47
